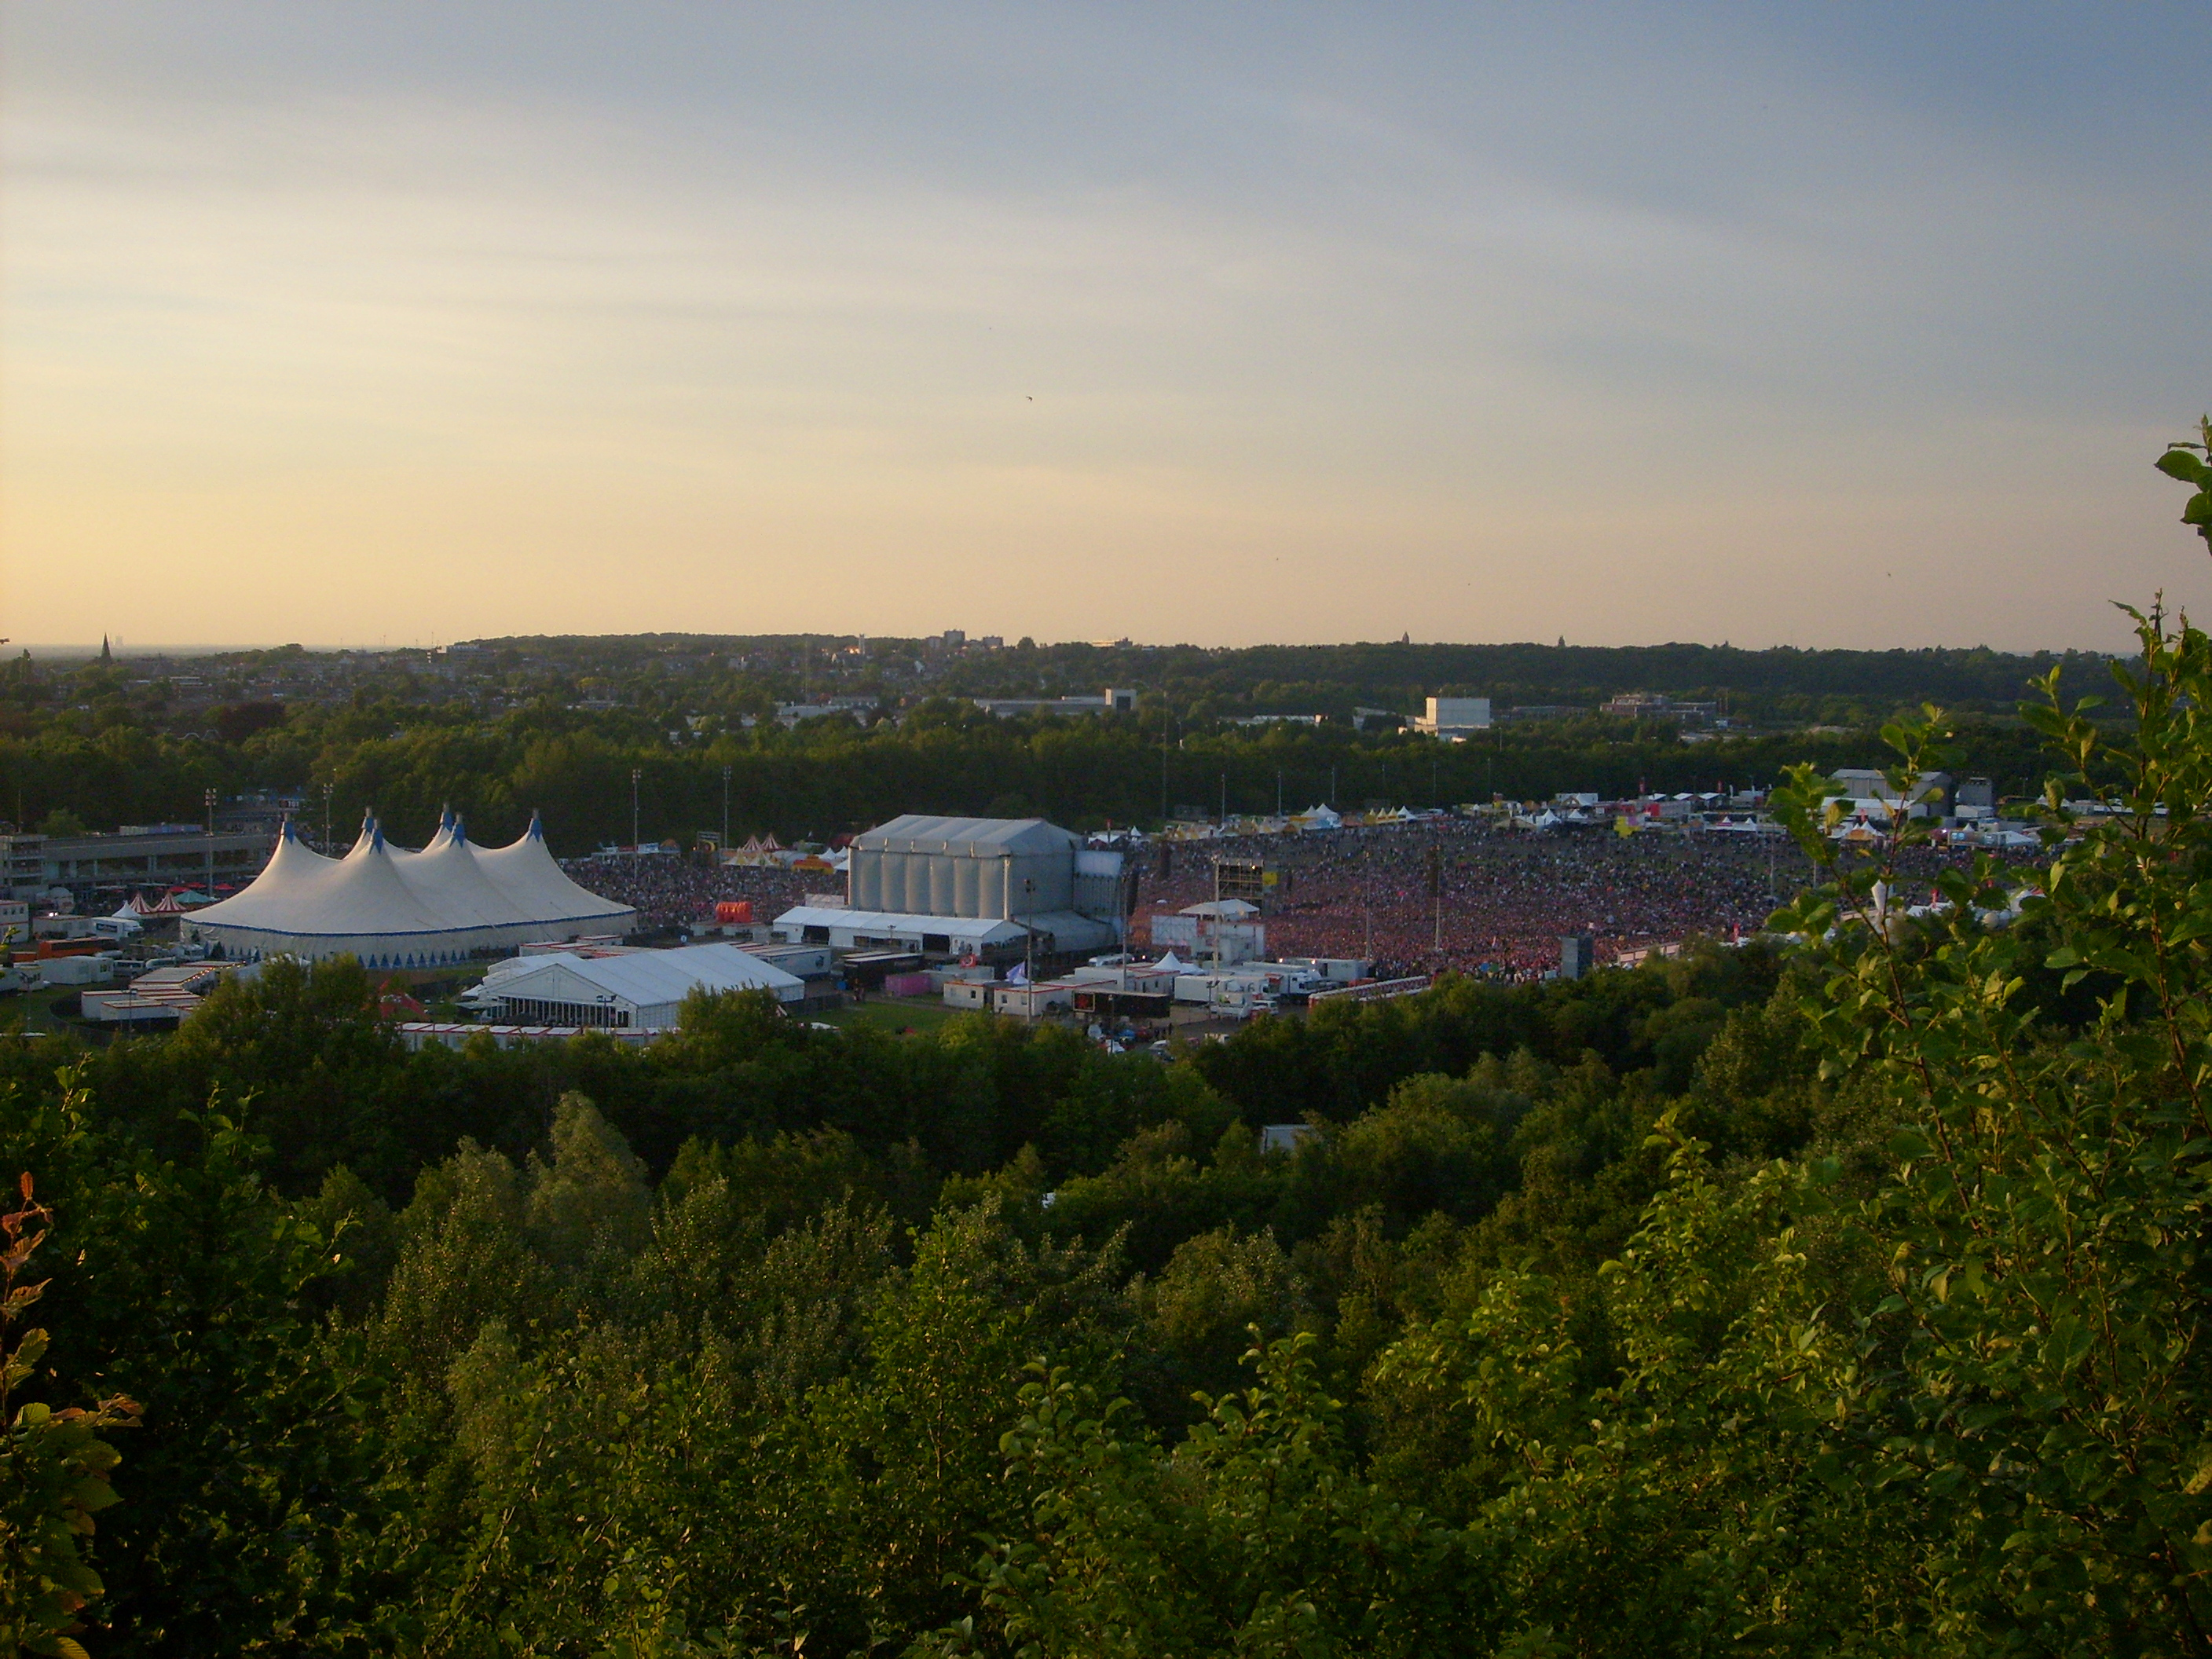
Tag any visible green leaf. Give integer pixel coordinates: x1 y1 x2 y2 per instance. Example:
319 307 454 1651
1888 1127 1935 1162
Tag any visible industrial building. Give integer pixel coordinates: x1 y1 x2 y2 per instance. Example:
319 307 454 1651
1411 697 1492 738
776 814 1126 961
0 826 276 901
1829 768 1956 819
969 688 1137 719
80 962 229 1027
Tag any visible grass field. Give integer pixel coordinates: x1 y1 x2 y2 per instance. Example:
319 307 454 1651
3 985 93 1037
810 997 965 1035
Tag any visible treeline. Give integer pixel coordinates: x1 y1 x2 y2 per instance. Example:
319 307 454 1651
1 694 2060 851
937 637 2119 723
445 632 2110 723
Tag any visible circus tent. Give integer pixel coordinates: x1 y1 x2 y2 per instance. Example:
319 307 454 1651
181 811 635 968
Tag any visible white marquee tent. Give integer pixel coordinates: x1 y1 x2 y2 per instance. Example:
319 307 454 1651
468 943 807 1027
182 811 636 968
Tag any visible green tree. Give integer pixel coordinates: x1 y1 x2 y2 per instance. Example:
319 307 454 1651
1757 596 2212 1646
0 1174 141 1659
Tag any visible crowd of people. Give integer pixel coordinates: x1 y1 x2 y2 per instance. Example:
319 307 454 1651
1137 820 2020 979
562 822 2038 981
559 854 817 933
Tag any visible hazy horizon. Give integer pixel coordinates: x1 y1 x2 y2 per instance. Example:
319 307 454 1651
5 4 2210 654
9 628 2131 662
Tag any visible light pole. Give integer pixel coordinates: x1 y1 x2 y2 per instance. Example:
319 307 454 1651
630 767 641 857
320 781 333 854
203 786 218 899
720 764 731 855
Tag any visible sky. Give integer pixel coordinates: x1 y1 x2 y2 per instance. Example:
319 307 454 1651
3 3 2209 654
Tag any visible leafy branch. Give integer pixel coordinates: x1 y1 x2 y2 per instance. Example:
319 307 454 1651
0 1174 141 1659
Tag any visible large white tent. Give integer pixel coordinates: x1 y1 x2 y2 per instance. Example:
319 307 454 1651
182 811 635 968
467 943 806 1026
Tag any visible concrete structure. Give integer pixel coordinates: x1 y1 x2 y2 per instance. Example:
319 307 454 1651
183 812 635 966
470 943 805 1027
1411 697 1492 738
0 827 276 899
1278 956 1370 983
970 688 1136 719
1068 961 1177 996
942 978 995 1010
774 904 1064 957
1830 768 1955 819
80 962 226 1025
740 942 834 980
1147 900 1266 966
993 980 1079 1019
800 814 1124 958
0 840 46 900
35 954 115 987
848 815 1079 916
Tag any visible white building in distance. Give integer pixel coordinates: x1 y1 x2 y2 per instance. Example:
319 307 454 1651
1412 697 1492 738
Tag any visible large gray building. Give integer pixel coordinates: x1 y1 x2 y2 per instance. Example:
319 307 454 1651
778 814 1126 959
0 827 277 901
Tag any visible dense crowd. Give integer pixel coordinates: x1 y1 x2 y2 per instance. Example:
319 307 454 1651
559 854 817 932
562 824 2037 979
1137 820 2022 978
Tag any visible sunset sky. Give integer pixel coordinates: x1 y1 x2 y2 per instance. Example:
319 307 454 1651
4 3 2209 652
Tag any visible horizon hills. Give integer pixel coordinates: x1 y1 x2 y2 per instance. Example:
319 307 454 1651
16 631 2129 727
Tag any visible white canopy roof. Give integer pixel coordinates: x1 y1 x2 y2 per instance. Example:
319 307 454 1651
852 815 1078 859
474 812 636 924
182 811 636 965
484 943 804 1011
